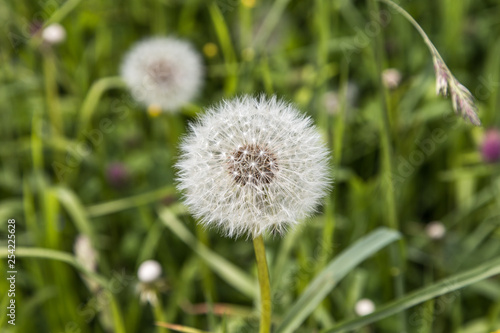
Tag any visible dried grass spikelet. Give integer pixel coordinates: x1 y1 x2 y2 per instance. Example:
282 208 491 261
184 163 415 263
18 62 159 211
380 0 481 126
176 95 332 239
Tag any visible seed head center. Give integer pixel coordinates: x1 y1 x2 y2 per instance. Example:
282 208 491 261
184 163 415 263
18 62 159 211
147 60 173 84
227 144 278 186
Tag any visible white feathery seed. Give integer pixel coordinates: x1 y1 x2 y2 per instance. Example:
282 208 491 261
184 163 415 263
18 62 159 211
74 235 97 272
121 37 203 111
137 260 162 283
176 96 331 239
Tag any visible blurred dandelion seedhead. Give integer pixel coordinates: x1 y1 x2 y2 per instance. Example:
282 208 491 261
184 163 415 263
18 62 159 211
138 260 162 283
382 68 402 90
42 23 66 45
74 235 99 292
74 235 97 272
137 260 166 305
176 96 331 239
426 221 446 240
355 299 375 316
121 37 203 111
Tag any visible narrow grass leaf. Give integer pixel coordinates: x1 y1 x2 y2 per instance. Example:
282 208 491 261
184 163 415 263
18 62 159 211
0 247 127 333
159 208 257 298
156 322 212 333
56 186 95 241
86 185 175 217
275 228 401 333
322 256 500 333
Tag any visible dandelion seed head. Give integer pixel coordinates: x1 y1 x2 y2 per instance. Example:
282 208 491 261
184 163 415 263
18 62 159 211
382 68 402 90
121 37 203 111
426 221 446 240
138 260 162 283
42 23 66 45
176 96 332 238
74 235 97 272
355 299 375 316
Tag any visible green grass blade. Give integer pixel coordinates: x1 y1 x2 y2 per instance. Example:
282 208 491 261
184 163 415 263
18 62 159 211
0 247 127 333
86 185 175 217
158 208 257 298
0 247 106 287
55 186 96 241
275 228 401 333
208 2 238 95
322 256 500 333
77 76 126 138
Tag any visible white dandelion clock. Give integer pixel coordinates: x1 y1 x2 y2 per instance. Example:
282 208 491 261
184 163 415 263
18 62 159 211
355 299 375 316
120 37 203 111
42 23 66 45
176 96 331 238
425 221 446 240
138 260 162 283
136 260 167 305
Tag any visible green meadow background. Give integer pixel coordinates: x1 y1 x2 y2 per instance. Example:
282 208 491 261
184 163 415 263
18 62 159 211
1 0 500 332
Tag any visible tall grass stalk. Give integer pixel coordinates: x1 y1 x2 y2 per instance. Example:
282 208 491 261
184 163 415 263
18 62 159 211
378 0 481 126
367 0 406 331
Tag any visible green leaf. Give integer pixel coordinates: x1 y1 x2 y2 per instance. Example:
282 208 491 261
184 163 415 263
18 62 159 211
158 207 257 298
86 185 175 217
322 256 500 333
0 247 127 333
275 228 401 333
55 186 95 241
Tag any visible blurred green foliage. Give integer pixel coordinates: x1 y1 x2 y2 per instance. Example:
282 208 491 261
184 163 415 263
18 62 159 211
1 0 500 332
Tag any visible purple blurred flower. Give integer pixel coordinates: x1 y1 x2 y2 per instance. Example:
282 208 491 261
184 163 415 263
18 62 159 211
481 129 500 163
106 163 129 188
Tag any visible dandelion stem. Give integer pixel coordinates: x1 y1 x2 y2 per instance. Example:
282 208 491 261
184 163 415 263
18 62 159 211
43 48 62 134
153 295 168 333
253 234 272 333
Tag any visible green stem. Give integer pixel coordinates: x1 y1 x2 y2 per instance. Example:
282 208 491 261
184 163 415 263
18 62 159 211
367 0 406 331
378 0 445 64
44 0 83 26
153 296 168 333
43 49 62 134
253 235 272 333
